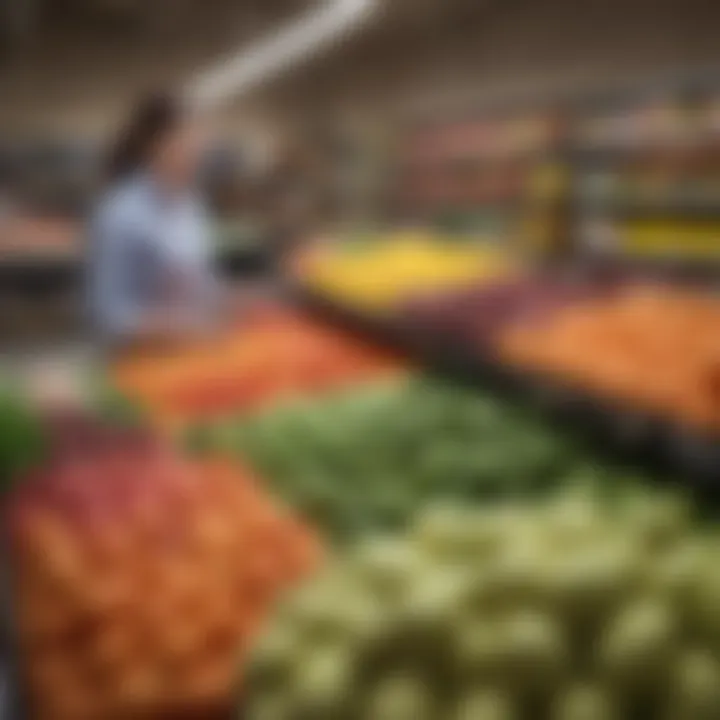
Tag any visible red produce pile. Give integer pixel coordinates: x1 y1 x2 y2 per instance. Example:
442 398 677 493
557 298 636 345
5 419 321 720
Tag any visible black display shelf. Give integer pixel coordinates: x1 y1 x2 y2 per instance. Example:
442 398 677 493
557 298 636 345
217 245 275 279
293 283 720 501
0 255 82 294
0 550 24 720
0 245 274 303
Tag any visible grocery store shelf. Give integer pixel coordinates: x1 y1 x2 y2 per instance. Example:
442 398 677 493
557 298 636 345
399 149 555 170
570 140 718 163
576 198 720 218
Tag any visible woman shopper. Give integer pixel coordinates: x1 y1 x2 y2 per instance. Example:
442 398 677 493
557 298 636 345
88 92 221 349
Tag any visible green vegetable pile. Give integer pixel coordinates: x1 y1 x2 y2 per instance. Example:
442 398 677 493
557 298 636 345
246 486 720 720
0 386 45 493
188 375 592 538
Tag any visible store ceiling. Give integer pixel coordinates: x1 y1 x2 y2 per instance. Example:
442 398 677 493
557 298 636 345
0 0 495 134
1 0 307 45
0 0 488 54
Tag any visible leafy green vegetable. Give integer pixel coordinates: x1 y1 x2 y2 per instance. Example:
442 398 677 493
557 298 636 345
187 375 590 538
0 387 46 492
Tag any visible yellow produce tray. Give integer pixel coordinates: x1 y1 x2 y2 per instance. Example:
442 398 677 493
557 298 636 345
302 234 515 313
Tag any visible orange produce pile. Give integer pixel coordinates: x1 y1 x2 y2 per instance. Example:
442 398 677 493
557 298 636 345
6 422 321 720
113 307 404 426
500 285 720 430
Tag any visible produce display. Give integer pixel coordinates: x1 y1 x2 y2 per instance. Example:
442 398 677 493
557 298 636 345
499 285 720 432
113 307 403 426
301 234 513 313
189 375 584 539
6 418 320 719
400 274 625 348
247 486 720 720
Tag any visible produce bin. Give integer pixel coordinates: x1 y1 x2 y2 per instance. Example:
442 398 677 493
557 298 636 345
292 281 720 499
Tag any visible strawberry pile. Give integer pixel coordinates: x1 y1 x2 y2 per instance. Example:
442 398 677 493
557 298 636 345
5 418 321 719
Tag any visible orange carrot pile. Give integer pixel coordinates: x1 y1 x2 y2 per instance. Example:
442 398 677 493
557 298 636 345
6 423 320 719
500 285 720 431
113 307 404 426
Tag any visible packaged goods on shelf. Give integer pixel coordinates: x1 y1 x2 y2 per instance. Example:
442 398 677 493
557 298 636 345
113 307 404 427
5 417 320 720
575 100 692 150
499 285 720 432
571 92 720 265
390 111 565 252
246 485 720 720
301 234 514 313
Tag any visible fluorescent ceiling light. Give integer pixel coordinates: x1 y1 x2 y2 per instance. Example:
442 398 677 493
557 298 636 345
187 0 378 107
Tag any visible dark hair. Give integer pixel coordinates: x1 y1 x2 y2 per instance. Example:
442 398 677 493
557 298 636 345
105 92 185 182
